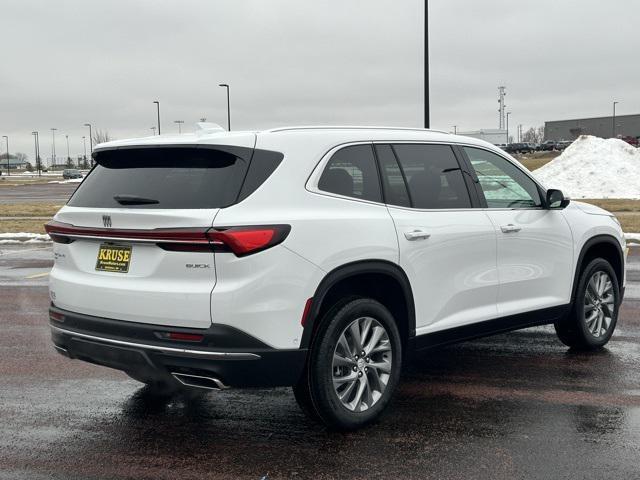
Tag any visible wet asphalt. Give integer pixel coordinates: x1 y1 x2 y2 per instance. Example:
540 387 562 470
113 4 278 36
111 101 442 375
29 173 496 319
0 183 78 204
1 245 639 480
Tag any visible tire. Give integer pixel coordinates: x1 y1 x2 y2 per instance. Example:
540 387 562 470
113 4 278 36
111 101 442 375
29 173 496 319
295 297 402 430
554 258 620 350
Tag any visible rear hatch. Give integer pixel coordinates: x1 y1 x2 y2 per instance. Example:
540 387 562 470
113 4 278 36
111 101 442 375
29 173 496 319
48 141 254 329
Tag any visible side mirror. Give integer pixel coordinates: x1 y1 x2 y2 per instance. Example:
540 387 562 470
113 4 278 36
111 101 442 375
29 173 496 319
546 189 570 209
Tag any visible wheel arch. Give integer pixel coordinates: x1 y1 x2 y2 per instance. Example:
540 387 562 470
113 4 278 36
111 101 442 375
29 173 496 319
571 234 624 303
300 260 416 352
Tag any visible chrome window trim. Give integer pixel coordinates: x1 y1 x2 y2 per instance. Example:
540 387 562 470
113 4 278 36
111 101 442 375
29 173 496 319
306 140 549 212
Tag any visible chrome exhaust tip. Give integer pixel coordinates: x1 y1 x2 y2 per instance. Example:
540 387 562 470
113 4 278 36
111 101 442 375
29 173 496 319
171 373 228 390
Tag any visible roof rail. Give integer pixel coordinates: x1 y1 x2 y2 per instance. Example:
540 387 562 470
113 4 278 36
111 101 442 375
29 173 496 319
265 125 450 134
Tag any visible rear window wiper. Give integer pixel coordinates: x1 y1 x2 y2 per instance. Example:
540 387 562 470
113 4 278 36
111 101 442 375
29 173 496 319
113 194 160 205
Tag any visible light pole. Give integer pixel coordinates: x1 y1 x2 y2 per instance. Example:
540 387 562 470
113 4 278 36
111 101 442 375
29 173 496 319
32 132 39 176
452 125 457 134
32 131 41 176
153 100 161 134
506 112 511 144
83 123 93 155
65 134 71 166
424 0 429 128
51 128 57 170
219 84 231 131
2 136 9 176
151 126 156 135
174 120 184 133
612 101 619 138
82 136 87 167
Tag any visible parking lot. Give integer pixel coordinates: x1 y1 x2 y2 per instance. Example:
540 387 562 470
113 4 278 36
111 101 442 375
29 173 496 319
0 182 78 205
1 238 639 479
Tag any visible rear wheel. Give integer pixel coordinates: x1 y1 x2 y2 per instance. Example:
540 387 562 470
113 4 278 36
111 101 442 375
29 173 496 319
294 297 402 430
554 258 620 350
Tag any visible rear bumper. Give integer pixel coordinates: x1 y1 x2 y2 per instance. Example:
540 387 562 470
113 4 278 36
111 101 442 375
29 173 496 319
49 305 307 388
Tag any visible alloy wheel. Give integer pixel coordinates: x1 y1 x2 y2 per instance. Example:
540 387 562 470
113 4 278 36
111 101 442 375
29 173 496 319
331 316 392 412
583 270 615 338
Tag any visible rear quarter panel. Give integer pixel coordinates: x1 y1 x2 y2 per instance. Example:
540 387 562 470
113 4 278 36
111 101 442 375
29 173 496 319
210 132 399 349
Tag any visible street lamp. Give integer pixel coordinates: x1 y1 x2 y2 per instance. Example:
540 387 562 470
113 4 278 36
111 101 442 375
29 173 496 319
32 131 40 176
174 120 184 134
506 112 512 144
219 84 231 131
424 0 429 128
65 134 71 166
82 136 87 167
612 101 619 138
51 128 57 170
452 125 457 134
2 135 8 176
83 123 93 156
153 100 161 134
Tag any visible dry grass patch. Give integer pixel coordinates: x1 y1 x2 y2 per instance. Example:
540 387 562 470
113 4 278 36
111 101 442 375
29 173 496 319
0 219 47 234
613 213 640 233
1 203 62 217
0 177 60 186
578 199 640 213
515 152 560 172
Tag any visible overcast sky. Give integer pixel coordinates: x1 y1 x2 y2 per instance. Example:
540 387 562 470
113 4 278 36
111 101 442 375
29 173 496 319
1 0 638 160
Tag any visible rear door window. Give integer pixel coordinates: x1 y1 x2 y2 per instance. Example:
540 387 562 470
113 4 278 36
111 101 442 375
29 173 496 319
68 146 280 209
374 144 411 207
392 144 472 209
317 145 382 203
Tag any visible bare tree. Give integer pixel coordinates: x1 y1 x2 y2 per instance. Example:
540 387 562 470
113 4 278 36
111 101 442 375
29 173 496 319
15 152 28 162
92 129 113 145
522 126 545 144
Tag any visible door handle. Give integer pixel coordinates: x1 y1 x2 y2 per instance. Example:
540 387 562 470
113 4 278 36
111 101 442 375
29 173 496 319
500 224 522 233
404 229 431 241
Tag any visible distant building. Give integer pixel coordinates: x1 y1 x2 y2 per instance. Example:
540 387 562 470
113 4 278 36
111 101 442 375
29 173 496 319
0 157 27 169
458 128 507 145
545 114 640 141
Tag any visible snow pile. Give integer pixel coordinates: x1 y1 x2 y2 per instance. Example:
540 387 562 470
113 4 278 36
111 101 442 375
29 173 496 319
0 232 51 244
47 178 83 184
534 136 640 199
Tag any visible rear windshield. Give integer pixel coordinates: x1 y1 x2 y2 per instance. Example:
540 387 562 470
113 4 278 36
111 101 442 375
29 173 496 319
68 146 282 209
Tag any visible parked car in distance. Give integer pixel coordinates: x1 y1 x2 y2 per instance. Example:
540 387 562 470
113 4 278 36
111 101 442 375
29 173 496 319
620 136 639 147
46 126 627 430
506 142 536 154
62 169 83 179
540 140 558 151
557 140 573 150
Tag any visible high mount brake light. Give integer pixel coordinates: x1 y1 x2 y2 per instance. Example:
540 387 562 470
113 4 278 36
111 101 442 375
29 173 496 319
44 221 290 257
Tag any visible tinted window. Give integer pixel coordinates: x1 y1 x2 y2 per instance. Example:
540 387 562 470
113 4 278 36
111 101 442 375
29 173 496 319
464 147 542 208
392 144 471 209
68 147 249 209
318 145 382 203
374 144 410 207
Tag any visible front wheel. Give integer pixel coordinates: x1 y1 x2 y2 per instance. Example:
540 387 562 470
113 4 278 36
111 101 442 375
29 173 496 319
554 258 620 350
295 297 402 430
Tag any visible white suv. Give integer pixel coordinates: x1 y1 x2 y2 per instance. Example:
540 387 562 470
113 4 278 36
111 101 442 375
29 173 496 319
47 126 627 430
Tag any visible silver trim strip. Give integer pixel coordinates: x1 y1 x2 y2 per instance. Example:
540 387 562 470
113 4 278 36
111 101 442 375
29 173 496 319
50 325 261 360
59 233 223 245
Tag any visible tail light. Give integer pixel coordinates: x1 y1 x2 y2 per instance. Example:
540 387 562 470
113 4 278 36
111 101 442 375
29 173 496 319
44 221 290 257
207 225 291 256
